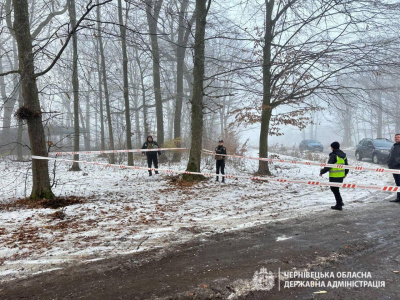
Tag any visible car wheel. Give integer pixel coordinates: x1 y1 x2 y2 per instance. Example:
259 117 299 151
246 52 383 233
372 154 379 164
355 151 362 161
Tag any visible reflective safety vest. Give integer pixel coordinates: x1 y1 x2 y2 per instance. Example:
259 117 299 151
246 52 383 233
329 156 346 178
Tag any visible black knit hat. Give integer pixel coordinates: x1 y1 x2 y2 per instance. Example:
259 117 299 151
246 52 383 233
219 140 224 143
330 141 340 149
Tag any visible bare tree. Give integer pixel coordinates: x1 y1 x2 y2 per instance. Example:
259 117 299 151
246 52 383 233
173 0 195 162
145 0 165 146
68 0 81 171
2 0 112 199
118 0 133 165
185 0 211 176
96 0 115 163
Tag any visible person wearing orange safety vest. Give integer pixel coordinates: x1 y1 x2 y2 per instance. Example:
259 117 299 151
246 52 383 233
320 141 349 211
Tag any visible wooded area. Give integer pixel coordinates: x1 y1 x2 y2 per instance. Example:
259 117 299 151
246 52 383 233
1 0 400 199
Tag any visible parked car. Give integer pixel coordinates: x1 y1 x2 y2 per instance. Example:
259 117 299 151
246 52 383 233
355 138 393 164
299 139 324 152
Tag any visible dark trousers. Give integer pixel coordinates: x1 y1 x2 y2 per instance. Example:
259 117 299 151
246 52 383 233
216 160 225 180
147 155 158 174
329 177 344 205
393 174 400 199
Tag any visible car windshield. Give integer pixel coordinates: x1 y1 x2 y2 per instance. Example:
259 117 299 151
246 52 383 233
373 139 393 147
305 140 319 144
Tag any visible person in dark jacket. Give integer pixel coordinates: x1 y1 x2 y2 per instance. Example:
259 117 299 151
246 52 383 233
142 136 161 176
388 133 400 202
214 140 227 182
320 141 349 211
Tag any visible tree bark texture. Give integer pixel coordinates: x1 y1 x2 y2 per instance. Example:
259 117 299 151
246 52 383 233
68 0 81 171
118 0 133 165
173 0 192 162
258 0 274 176
146 0 164 146
186 0 210 175
97 0 114 163
12 0 54 199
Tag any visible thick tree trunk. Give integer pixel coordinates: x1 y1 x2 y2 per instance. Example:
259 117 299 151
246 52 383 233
118 0 133 165
68 0 81 171
185 0 210 177
97 0 114 163
258 0 274 176
13 39 24 160
146 0 164 146
13 0 54 199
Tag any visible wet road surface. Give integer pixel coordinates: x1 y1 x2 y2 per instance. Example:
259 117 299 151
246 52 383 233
1 193 399 299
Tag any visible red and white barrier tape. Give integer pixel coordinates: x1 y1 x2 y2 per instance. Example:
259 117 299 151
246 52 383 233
203 149 400 175
31 156 400 193
49 147 188 156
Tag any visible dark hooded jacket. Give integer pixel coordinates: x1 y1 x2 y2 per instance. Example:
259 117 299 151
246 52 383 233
142 136 161 157
214 145 227 160
320 149 349 176
387 142 400 169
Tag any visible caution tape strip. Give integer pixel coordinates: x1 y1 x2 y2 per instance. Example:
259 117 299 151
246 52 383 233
49 147 188 156
31 156 400 193
202 149 400 175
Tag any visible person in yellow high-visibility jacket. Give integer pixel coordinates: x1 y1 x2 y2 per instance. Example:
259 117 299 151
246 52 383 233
320 142 349 210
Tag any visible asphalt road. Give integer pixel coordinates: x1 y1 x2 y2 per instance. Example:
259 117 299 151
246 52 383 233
1 193 399 299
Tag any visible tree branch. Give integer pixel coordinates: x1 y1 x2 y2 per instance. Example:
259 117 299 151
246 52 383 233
34 0 112 78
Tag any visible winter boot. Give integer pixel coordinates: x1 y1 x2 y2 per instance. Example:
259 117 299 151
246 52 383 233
216 176 219 182
331 205 342 211
222 176 225 183
155 171 159 174
148 171 152 176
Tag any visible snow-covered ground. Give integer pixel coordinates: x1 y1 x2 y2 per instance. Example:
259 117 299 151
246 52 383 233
0 149 396 283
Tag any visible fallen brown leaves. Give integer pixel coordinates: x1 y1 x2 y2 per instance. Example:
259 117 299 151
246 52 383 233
0 196 85 210
167 175 210 189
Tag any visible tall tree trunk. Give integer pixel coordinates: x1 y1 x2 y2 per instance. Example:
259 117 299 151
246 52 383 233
16 89 24 160
185 0 211 176
376 92 383 138
118 0 133 165
13 38 24 160
342 103 352 147
97 0 114 163
146 0 164 146
0 53 19 151
84 73 91 151
173 0 191 162
258 0 274 176
135 50 149 140
96 39 105 151
12 0 54 199
129 63 141 148
68 0 81 171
